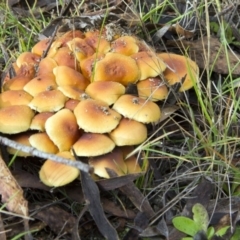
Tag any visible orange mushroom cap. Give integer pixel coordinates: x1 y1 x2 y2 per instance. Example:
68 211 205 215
89 148 127 178
73 133 115 157
45 108 81 151
7 132 32 157
31 38 51 56
137 77 168 101
57 86 86 100
74 99 122 133
131 51 166 80
64 99 80 111
0 90 33 108
158 53 199 91
28 89 67 112
85 81 125 105
67 38 95 61
52 47 78 70
36 58 58 76
23 74 57 96
39 151 80 187
109 118 147 146
0 105 34 134
79 53 105 80
85 29 111 53
29 132 58 154
30 112 54 131
55 30 85 47
53 66 90 90
111 36 139 56
16 52 40 68
2 75 32 91
113 94 161 123
92 52 140 86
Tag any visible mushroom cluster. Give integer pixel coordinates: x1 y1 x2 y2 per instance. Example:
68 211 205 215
0 26 199 187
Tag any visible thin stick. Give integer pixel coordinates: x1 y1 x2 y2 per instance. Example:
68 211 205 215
0 136 92 173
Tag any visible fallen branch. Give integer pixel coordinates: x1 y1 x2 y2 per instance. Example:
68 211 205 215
0 136 92 174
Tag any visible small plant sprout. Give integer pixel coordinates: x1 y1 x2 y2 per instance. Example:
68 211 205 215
172 203 230 240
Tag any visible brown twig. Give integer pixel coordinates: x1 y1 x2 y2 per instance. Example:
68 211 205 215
0 136 92 173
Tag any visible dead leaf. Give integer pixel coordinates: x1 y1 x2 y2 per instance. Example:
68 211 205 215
80 170 119 240
31 204 76 235
12 170 50 191
101 198 136 219
0 153 28 216
119 181 155 219
174 36 240 75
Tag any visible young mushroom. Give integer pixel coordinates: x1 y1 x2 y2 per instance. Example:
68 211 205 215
0 105 34 134
112 94 161 123
74 99 122 133
158 53 199 92
131 51 166 80
39 151 80 187
92 52 140 86
109 118 147 146
72 133 115 157
45 108 80 152
85 81 125 105
89 148 127 179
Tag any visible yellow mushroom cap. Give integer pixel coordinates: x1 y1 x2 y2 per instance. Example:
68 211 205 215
89 148 127 178
31 38 51 56
57 86 86 100
0 105 34 134
80 53 105 80
52 47 78 70
125 155 144 174
112 94 161 123
55 30 85 47
111 36 139 56
158 53 199 91
109 118 147 146
28 89 67 112
73 133 115 157
30 112 54 131
67 38 95 61
64 99 80 111
92 52 140 86
131 51 166 80
16 52 40 67
74 99 122 133
121 146 148 174
36 58 58 76
7 132 32 157
45 108 80 151
39 151 80 187
3 75 32 91
23 74 57 96
0 90 33 108
85 81 125 105
85 30 111 53
137 77 169 101
53 66 90 90
29 132 58 154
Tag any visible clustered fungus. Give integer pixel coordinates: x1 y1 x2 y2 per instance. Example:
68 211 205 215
0 25 199 187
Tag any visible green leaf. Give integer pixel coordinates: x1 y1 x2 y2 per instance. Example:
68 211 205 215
231 225 240 240
172 216 200 237
215 226 230 237
192 203 209 232
182 238 193 240
207 226 215 239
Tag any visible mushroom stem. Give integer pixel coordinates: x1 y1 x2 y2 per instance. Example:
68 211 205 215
0 136 92 173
